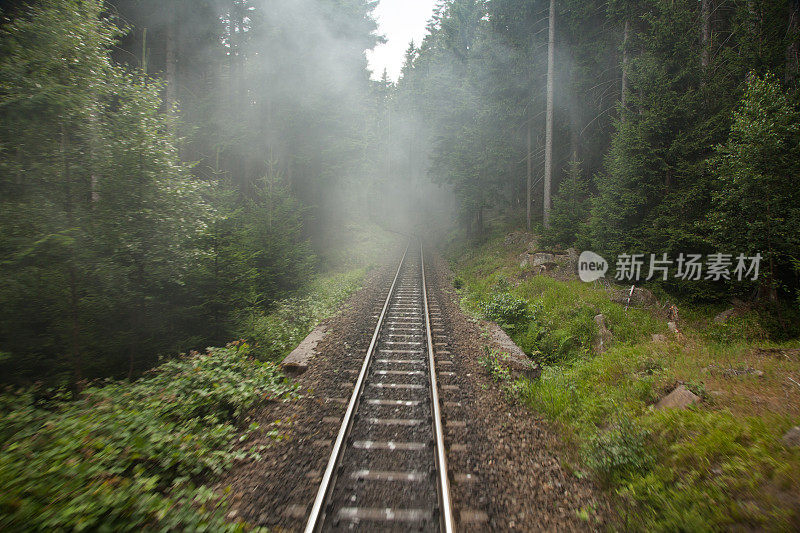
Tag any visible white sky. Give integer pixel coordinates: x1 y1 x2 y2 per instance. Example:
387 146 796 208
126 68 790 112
366 0 438 82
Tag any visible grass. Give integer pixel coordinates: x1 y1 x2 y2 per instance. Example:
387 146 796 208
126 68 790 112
450 233 800 532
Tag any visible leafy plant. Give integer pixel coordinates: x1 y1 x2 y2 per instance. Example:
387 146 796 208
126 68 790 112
479 292 529 328
583 416 654 486
0 343 289 531
240 269 364 361
479 346 512 383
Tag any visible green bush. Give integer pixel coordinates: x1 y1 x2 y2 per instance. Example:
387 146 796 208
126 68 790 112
479 292 529 328
0 343 288 531
514 303 594 365
583 416 653 486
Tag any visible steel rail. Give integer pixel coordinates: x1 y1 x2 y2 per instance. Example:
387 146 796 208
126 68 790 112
304 242 410 533
420 242 456 533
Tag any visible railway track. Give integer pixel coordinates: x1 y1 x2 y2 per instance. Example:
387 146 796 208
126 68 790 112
304 241 455 532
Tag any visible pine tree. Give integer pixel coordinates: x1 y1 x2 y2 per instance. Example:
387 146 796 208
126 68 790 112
709 72 800 301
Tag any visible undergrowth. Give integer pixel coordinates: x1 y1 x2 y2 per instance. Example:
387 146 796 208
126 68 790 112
240 221 398 362
0 342 290 531
453 234 800 531
240 269 365 361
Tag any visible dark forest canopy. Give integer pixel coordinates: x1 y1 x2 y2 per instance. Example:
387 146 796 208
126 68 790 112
1 0 799 386
392 0 799 301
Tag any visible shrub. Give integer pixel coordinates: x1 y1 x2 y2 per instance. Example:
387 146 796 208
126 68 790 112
479 346 512 383
479 292 529 328
583 416 653 486
0 343 288 531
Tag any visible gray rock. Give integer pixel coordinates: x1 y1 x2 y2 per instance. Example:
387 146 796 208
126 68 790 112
782 426 800 447
532 252 555 267
714 308 735 323
519 251 557 270
610 286 658 307
593 314 613 353
485 321 541 380
280 325 327 375
565 248 579 271
652 333 667 343
504 231 536 251
655 384 701 410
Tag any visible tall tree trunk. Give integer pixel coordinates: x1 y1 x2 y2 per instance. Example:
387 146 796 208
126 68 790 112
543 0 555 229
621 19 629 119
228 2 238 114
141 27 147 75
526 123 532 230
788 0 799 83
89 108 100 204
701 0 712 73
165 4 178 111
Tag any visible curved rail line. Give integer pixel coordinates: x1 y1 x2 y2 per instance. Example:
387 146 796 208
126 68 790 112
304 241 455 532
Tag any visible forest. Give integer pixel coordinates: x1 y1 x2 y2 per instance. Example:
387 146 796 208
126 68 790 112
1 0 799 530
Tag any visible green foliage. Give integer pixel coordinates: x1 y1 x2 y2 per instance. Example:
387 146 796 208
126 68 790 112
453 235 800 530
479 346 512 383
583 416 653 486
240 269 365 361
0 0 216 383
516 302 596 365
709 72 800 299
0 343 288 531
478 292 529 328
542 160 590 248
0 0 326 385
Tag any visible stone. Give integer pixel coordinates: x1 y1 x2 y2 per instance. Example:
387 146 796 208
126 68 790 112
520 251 556 269
504 231 535 248
652 333 667 343
655 384 701 410
593 314 613 353
610 286 658 307
782 426 800 447
485 321 541 380
532 252 555 266
280 325 327 375
565 247 579 271
714 308 735 323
